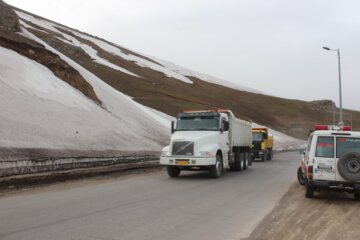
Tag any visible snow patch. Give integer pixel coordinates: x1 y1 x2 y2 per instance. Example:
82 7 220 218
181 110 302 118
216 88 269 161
16 11 140 78
70 31 193 84
252 123 306 151
152 57 261 93
0 47 94 111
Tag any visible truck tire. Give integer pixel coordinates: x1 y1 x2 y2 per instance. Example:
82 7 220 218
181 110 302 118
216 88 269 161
354 192 360 201
305 180 314 198
262 150 267 162
167 166 181 178
268 149 273 160
248 152 253 166
243 152 248 170
240 152 245 171
232 148 242 171
210 154 223 178
337 152 360 182
297 166 305 186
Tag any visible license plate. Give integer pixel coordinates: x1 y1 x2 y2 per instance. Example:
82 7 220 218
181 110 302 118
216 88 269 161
176 160 189 165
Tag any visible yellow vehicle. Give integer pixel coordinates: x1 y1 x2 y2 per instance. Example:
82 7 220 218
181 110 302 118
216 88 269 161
251 128 274 161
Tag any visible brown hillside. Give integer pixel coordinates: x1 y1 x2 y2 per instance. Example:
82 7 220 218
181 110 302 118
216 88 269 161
9 7 360 139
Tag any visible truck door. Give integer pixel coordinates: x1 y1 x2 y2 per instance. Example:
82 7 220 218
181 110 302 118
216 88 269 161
313 136 336 181
220 117 230 167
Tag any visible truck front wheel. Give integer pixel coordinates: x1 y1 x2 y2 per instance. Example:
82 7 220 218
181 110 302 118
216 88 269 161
210 154 223 178
268 149 273 160
167 166 181 178
262 150 268 162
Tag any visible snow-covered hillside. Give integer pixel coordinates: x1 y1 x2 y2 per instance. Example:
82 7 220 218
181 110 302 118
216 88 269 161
0 8 306 153
0 45 169 151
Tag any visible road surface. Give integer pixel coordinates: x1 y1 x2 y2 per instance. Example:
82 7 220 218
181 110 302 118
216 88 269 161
0 152 299 240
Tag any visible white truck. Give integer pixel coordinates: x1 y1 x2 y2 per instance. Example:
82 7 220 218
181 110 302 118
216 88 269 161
160 109 252 178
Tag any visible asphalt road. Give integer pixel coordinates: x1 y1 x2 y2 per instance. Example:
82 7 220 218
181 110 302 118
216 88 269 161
0 151 299 240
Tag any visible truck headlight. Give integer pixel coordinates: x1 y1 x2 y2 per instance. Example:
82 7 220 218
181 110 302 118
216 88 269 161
198 151 213 157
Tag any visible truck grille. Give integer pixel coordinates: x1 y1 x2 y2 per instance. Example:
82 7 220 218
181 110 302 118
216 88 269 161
252 141 262 150
172 141 194 156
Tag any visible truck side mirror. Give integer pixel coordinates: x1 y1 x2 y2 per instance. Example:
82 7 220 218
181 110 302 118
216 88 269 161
221 120 229 132
224 121 229 131
264 133 268 139
299 149 305 155
171 121 175 134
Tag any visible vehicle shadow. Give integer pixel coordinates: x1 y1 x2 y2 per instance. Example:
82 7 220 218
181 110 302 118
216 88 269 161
165 168 254 180
312 190 356 202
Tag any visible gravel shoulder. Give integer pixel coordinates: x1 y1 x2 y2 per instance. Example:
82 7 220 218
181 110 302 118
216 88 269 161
243 183 360 240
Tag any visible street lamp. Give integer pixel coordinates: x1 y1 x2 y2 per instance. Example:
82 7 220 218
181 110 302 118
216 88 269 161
323 46 343 124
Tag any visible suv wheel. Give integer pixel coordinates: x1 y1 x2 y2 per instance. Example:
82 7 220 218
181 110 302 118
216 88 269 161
297 167 305 186
338 152 360 182
305 180 314 198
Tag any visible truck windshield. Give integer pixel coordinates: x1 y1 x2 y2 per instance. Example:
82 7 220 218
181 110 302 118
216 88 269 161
252 132 264 141
336 137 360 158
176 116 220 131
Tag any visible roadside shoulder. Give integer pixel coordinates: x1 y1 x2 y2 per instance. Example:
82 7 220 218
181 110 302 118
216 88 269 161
242 183 360 240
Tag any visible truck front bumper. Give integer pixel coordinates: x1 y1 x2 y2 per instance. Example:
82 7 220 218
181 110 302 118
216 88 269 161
250 150 264 159
160 156 216 166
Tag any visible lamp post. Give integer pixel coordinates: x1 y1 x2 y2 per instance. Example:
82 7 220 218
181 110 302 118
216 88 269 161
323 46 343 124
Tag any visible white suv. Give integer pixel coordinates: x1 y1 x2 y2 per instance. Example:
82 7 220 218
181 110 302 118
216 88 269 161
299 125 360 200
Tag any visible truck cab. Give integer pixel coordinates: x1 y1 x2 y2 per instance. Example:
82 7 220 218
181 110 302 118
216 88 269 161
301 124 360 200
251 128 274 161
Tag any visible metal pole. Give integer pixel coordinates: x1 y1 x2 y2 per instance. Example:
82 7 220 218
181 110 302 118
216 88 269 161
332 104 335 126
337 49 343 123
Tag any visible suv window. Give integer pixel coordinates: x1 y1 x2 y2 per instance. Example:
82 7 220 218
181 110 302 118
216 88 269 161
306 135 313 152
336 137 360 158
315 136 334 158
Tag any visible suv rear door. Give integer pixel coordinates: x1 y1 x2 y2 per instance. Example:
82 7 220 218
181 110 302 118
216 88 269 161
313 136 336 181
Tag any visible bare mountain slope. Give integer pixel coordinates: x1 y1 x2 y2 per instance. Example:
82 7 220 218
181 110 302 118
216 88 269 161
7 7 359 140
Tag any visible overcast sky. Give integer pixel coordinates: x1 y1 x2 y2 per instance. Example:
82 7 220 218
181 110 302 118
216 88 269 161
6 0 360 113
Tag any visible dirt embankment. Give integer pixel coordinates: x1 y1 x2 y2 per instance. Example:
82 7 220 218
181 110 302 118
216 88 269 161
244 183 360 240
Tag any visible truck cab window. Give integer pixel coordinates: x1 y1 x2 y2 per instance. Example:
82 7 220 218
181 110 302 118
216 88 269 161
252 132 264 141
176 116 220 131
